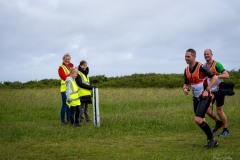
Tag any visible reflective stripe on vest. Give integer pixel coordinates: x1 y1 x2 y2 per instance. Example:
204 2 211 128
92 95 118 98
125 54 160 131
66 79 80 107
204 61 221 92
59 65 70 92
186 63 204 97
78 71 92 97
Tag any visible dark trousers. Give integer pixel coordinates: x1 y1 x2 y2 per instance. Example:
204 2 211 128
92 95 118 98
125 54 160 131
80 102 91 121
70 105 80 125
60 92 70 123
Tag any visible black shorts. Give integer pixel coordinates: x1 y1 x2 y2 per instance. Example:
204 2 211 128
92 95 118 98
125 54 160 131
193 96 212 118
212 92 225 107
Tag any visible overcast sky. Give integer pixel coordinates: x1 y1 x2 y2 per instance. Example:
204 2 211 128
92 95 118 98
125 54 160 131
1 0 240 82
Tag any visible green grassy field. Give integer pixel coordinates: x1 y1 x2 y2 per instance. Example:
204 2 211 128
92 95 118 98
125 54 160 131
0 88 239 160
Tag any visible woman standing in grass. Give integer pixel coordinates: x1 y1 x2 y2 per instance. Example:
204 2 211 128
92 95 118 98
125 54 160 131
75 60 94 122
58 53 74 124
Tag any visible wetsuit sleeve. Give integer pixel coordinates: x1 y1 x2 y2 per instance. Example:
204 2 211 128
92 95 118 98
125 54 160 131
215 62 225 74
200 64 215 78
184 69 189 84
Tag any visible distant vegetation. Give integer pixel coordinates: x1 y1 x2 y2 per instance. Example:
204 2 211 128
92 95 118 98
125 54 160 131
1 69 240 89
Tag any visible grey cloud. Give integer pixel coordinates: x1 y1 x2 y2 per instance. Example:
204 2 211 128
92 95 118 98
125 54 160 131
1 0 240 82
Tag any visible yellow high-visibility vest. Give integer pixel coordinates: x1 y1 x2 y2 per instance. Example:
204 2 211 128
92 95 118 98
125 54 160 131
78 71 92 97
59 65 70 92
66 79 80 107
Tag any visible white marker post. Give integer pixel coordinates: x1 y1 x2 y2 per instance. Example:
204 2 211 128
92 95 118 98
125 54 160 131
92 87 100 127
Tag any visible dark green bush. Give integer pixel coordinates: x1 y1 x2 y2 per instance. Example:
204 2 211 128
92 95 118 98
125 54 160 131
0 70 239 89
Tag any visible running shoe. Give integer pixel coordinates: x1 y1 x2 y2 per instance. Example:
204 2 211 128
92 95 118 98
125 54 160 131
218 130 229 137
204 138 219 149
212 122 223 134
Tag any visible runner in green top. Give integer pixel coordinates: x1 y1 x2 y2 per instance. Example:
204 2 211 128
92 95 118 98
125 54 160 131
215 62 224 72
204 49 230 137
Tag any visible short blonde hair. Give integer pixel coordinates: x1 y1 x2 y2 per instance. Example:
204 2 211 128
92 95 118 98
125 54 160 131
70 68 78 74
62 53 71 60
